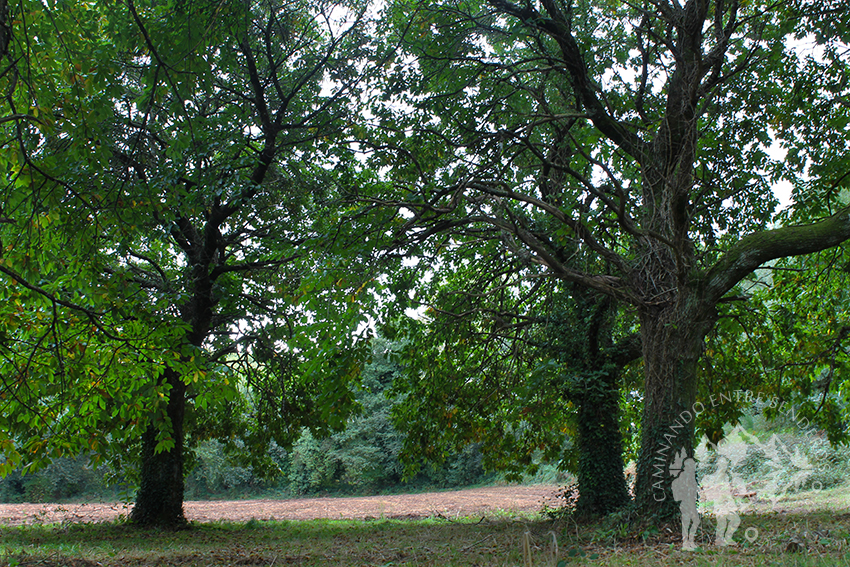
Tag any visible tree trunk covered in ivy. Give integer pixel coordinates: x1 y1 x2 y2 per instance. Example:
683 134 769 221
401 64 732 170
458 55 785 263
555 290 639 516
573 363 631 516
130 368 188 527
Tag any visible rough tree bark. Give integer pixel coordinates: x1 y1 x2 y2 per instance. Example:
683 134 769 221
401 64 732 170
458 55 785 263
630 208 850 516
632 298 714 515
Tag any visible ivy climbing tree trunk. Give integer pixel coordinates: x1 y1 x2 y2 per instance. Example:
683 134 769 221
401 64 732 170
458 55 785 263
130 368 188 527
573 363 632 516
555 289 640 516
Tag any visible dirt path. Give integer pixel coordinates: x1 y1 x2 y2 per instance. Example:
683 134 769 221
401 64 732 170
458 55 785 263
0 485 561 526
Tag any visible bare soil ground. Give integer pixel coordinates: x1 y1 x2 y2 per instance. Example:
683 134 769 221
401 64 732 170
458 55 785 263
0 484 560 526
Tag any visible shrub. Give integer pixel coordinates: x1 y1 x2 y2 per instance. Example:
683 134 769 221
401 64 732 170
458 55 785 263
0 455 105 503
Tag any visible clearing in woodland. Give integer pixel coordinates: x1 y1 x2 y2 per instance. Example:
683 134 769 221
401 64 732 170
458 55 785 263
1 483 849 566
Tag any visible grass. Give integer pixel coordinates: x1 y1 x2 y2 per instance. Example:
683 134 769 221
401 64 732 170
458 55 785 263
2 516 534 566
1 487 849 566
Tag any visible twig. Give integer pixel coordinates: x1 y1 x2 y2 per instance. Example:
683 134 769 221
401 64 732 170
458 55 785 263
461 533 495 552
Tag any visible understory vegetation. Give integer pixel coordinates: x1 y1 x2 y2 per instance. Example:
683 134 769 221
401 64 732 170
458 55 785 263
0 342 566 504
0 439 498 503
4 387 848 508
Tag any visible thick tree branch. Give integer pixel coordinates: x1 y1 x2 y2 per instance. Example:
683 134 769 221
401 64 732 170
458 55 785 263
209 254 300 279
0 112 41 125
705 206 850 303
466 180 631 273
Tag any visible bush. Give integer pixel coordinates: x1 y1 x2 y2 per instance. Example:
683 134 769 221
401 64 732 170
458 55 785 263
0 455 105 503
419 444 492 488
287 431 341 495
1 339 523 502
793 436 849 491
0 470 27 503
696 426 850 502
185 440 264 499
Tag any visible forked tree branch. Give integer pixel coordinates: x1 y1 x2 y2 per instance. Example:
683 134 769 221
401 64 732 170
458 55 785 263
486 0 649 163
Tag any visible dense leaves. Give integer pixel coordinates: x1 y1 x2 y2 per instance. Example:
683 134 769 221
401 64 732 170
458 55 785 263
701 250 850 445
0 340 494 503
383 233 639 513
0 0 380 525
365 0 850 516
1 0 849 526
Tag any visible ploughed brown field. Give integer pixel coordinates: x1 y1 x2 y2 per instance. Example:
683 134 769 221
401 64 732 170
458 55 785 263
0 485 561 526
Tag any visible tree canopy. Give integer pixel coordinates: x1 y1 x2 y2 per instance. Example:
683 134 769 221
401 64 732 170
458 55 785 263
0 0 379 525
365 0 850 514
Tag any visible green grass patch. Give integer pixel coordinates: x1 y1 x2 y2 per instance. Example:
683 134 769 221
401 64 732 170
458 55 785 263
2 507 848 566
2 516 531 566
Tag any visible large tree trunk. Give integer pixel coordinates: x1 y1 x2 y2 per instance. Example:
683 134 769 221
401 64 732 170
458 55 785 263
574 369 630 515
130 368 188 527
633 298 715 518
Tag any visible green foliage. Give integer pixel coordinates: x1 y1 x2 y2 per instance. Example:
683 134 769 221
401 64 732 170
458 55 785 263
366 0 850 516
701 250 850 445
185 440 275 499
0 454 113 504
383 238 635 514
0 0 381 524
0 338 493 503
3 0 850 527
384 256 575 480
695 416 850 498
285 338 491 495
